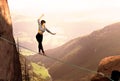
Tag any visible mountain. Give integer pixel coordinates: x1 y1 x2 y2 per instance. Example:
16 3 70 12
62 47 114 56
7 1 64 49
0 0 22 81
91 55 120 81
28 22 120 81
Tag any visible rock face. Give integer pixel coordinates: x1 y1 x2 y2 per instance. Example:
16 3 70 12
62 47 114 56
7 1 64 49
0 0 22 81
91 74 110 81
91 55 120 81
98 55 120 76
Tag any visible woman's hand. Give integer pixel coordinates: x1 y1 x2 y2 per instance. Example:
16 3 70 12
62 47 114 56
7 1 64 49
52 33 56 35
41 14 44 18
38 14 44 20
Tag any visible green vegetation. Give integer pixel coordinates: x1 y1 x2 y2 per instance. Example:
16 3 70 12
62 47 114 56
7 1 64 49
20 54 51 81
31 62 51 79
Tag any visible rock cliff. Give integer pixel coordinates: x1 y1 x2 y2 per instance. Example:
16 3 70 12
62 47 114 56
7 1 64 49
91 55 120 81
0 0 22 81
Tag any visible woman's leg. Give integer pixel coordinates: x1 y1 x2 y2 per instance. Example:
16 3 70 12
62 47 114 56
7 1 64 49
36 33 41 53
36 33 45 54
38 44 41 53
39 34 45 54
39 42 44 54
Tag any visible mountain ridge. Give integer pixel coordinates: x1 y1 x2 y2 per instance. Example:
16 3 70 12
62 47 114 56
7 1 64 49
49 22 120 81
27 22 120 81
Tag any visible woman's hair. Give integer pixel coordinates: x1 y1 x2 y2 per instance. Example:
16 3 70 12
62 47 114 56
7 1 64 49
41 20 46 25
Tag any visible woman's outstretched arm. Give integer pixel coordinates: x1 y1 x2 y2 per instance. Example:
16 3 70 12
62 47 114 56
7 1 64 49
46 28 56 35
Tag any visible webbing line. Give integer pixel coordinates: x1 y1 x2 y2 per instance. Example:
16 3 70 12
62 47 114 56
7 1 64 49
0 36 113 81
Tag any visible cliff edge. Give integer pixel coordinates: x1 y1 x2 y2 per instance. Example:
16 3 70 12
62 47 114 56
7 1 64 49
0 0 22 81
91 55 120 81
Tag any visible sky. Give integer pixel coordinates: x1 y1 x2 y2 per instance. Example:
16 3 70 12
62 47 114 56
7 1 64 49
7 0 120 51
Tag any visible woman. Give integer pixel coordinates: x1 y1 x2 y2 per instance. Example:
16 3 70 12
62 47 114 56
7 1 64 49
36 14 56 55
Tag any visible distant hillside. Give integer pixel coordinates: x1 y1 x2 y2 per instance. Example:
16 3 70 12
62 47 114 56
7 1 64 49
28 22 120 81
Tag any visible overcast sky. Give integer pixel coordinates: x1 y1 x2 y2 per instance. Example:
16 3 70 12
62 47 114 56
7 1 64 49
8 0 120 50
